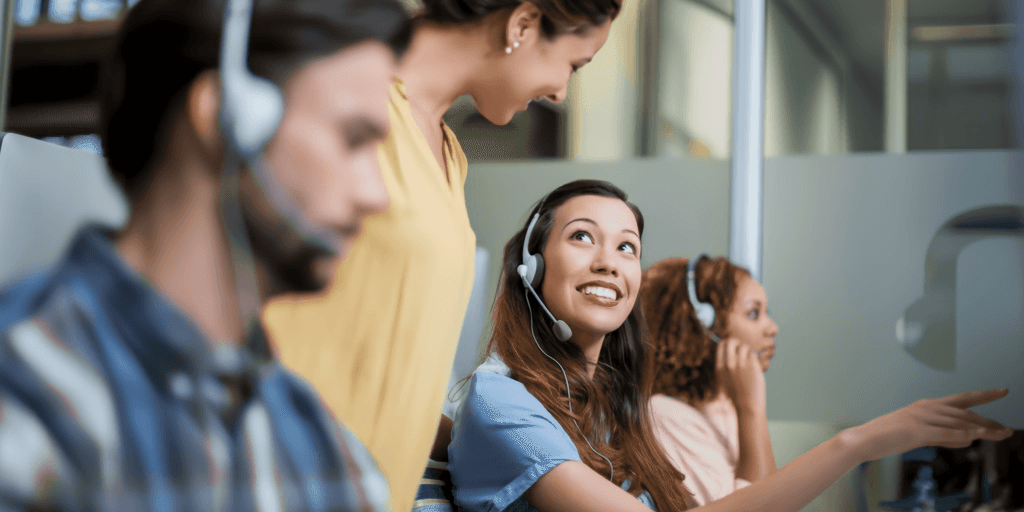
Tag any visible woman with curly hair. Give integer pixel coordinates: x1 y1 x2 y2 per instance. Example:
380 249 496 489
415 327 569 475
641 256 779 505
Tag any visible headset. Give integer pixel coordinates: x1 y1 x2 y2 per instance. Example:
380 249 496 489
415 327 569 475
215 0 285 341
688 255 776 369
687 254 722 343
518 203 572 342
517 197 614 482
219 0 283 164
217 0 338 338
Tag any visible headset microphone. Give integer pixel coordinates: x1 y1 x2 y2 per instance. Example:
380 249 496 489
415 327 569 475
518 201 612 482
519 210 573 342
517 266 572 341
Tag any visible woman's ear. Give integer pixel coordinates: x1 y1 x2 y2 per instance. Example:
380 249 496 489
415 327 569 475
505 1 542 49
186 70 224 162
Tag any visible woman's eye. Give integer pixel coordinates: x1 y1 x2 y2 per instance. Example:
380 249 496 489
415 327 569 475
571 231 593 243
747 309 760 320
619 242 637 255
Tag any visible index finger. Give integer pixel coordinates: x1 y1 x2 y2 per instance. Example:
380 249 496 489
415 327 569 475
938 388 1010 409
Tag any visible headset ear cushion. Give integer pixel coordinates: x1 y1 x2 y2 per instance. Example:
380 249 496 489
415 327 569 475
531 253 545 289
698 305 715 329
233 77 284 160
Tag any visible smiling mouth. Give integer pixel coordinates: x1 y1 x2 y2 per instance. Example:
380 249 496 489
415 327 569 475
576 282 623 304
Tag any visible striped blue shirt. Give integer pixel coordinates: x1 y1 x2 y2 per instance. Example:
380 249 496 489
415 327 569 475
0 225 389 512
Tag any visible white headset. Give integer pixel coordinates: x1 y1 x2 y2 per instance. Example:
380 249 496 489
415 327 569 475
687 254 721 342
219 0 283 164
517 197 613 482
214 0 285 341
216 0 344 335
518 205 572 342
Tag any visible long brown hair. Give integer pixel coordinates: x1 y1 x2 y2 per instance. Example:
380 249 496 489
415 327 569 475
641 256 750 404
488 180 693 511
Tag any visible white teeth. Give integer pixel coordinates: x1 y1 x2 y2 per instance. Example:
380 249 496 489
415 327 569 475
582 286 617 300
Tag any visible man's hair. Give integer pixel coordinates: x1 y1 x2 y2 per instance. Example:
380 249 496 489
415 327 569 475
101 0 412 204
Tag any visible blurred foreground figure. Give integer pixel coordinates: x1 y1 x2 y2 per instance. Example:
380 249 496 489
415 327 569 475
0 0 410 509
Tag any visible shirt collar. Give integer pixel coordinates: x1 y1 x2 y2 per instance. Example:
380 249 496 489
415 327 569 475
62 224 274 383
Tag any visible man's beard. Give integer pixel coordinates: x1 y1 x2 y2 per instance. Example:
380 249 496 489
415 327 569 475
244 210 335 295
238 174 338 296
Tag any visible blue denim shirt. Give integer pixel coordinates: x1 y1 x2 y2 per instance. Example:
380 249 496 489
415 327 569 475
0 225 388 512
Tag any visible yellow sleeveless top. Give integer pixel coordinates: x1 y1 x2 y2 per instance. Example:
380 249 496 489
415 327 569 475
263 79 477 512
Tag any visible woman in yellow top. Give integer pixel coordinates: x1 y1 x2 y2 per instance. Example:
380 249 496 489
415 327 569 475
263 0 620 509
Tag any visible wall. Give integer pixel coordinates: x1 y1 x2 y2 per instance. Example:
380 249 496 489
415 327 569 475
572 0 885 159
565 0 643 160
763 2 849 156
656 0 735 158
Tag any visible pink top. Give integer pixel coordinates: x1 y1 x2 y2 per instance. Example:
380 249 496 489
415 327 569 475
650 393 752 506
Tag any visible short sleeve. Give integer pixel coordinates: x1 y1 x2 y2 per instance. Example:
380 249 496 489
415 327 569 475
442 354 509 421
448 373 580 512
649 395 745 506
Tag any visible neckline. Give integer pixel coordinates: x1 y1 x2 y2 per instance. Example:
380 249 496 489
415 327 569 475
70 225 274 382
392 77 458 189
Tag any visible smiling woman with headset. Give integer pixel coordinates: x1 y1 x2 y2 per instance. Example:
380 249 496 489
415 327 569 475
641 256 779 506
443 179 1012 512
448 179 690 511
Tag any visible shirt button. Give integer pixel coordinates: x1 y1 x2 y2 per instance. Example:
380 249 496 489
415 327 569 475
169 373 194 400
212 346 244 374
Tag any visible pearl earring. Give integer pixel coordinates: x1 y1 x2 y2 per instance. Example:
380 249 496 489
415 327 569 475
513 42 520 48
505 46 512 54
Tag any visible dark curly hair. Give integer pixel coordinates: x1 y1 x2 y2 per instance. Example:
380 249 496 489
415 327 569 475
641 256 750 405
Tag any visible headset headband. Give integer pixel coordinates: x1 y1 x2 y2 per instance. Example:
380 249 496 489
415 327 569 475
687 254 719 338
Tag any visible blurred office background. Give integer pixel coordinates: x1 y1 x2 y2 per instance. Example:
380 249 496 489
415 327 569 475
1 0 1021 510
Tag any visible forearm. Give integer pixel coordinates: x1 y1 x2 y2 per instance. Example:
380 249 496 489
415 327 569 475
532 431 862 512
734 406 777 482
696 429 862 512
